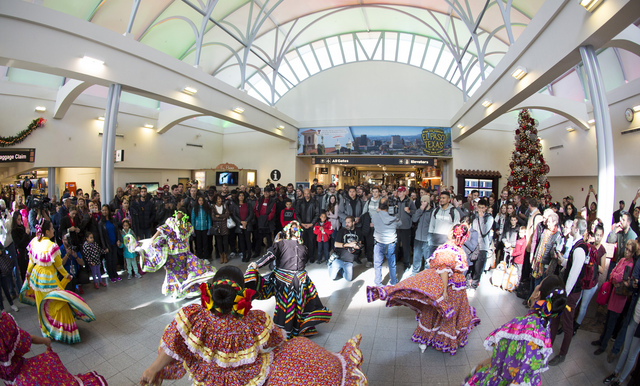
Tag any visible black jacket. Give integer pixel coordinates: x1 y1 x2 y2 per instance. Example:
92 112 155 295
295 198 319 225
132 197 156 231
97 216 119 249
229 201 255 233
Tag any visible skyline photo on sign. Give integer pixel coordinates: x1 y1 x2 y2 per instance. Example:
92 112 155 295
298 126 451 157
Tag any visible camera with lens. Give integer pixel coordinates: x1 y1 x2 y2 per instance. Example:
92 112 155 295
27 195 51 211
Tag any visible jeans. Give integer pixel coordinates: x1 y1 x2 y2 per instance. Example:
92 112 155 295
138 228 152 239
317 241 330 262
124 257 139 276
374 241 398 287
237 229 252 256
194 229 209 260
302 228 316 260
214 234 228 257
397 228 412 268
615 320 640 381
471 250 488 287
328 259 353 281
89 265 101 284
6 243 21 294
576 285 599 325
600 310 622 351
103 246 119 280
411 239 431 275
0 274 15 310
363 229 375 263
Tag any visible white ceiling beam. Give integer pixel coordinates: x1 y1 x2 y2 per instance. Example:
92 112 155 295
0 0 298 142
450 0 640 142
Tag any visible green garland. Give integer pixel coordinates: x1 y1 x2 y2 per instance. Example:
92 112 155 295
0 117 46 147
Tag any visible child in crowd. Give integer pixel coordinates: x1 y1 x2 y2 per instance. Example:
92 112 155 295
313 212 332 264
511 226 527 281
280 198 297 228
83 233 105 289
118 219 141 280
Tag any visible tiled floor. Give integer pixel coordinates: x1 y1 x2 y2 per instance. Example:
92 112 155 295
8 258 615 385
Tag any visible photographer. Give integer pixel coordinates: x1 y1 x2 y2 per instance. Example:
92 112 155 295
27 196 51 237
60 205 82 250
60 233 87 295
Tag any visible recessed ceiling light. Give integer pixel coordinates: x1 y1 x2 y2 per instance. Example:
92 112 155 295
588 119 595 125
633 105 640 112
566 126 576 132
277 125 285 130
182 86 197 95
144 124 154 129
481 99 493 108
511 66 528 80
81 56 104 66
457 124 465 129
35 106 46 112
97 116 105 121
232 107 245 114
580 0 604 12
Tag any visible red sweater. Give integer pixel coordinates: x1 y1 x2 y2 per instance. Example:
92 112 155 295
313 221 332 242
512 237 527 264
280 208 297 228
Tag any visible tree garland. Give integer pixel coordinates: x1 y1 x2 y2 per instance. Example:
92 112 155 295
0 117 46 147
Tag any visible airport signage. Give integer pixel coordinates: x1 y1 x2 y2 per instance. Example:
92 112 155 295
0 149 35 163
313 157 435 166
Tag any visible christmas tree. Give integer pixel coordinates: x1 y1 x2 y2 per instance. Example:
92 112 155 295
506 109 551 201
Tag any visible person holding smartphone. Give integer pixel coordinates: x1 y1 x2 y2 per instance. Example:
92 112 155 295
607 211 637 277
593 240 638 362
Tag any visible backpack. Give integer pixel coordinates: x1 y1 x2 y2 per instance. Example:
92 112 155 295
501 264 519 292
580 243 601 290
433 206 456 222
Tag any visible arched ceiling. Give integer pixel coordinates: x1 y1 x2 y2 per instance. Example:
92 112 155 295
27 0 544 104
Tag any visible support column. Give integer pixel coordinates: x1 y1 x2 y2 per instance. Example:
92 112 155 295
579 45 615 232
47 167 56 200
100 84 122 207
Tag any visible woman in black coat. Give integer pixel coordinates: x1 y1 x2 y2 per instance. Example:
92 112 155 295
10 210 30 283
97 205 120 282
229 191 255 262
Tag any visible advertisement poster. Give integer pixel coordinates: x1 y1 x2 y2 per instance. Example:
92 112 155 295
298 126 451 157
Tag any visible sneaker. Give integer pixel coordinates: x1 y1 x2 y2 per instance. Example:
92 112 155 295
10 304 18 312
128 274 132 280
135 274 142 278
110 278 117 283
603 373 617 384
229 252 236 260
116 277 122 282
95 283 99 289
100 281 107 287
548 355 565 366
594 348 605 355
365 262 373 268
204 259 211 265
77 286 84 295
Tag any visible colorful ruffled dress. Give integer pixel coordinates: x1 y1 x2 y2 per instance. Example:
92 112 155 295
244 239 332 339
463 312 553 386
21 237 95 344
367 242 480 355
156 304 367 386
0 311 106 385
128 217 215 299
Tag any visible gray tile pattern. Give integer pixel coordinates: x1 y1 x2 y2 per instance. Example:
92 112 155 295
7 259 616 385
